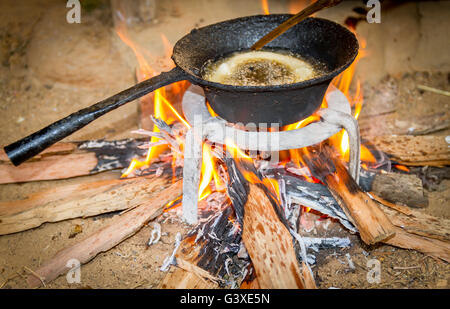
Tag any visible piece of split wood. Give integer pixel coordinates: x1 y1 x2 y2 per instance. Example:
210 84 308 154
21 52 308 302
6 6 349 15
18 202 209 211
27 180 182 288
0 139 146 184
0 176 169 235
306 144 396 245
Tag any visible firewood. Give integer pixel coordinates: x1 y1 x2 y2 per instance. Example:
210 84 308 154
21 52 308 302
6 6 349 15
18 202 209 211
301 262 317 289
360 170 428 208
160 240 221 289
225 157 307 289
27 180 182 288
278 173 450 262
0 139 146 184
242 183 305 289
380 205 450 242
159 268 218 289
369 135 450 166
306 144 396 245
0 176 170 235
384 227 450 263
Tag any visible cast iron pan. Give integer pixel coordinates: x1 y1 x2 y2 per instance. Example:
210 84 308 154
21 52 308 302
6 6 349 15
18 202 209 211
4 14 358 166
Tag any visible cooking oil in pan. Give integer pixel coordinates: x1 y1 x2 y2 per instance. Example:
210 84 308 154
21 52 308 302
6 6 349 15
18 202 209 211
202 49 325 86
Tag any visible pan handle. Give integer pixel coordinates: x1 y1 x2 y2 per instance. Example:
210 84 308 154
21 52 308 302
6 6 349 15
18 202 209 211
4 66 188 166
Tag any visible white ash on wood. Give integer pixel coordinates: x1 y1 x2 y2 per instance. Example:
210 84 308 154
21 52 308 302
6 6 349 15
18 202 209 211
0 139 147 184
304 144 396 245
278 172 450 262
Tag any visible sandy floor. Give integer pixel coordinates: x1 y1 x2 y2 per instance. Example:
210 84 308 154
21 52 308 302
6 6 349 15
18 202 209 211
0 0 449 289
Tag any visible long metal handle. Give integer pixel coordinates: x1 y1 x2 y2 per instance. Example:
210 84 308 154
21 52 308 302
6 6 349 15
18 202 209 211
251 0 343 50
4 66 187 166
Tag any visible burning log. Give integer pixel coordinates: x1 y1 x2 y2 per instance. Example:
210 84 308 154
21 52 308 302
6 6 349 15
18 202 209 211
305 144 396 245
27 180 182 288
226 157 308 289
0 139 146 184
0 175 170 235
369 135 450 167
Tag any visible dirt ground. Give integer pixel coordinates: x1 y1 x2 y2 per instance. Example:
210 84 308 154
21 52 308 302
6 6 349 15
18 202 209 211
0 0 449 289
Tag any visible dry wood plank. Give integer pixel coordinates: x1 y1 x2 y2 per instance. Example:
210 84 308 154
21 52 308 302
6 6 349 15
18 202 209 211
242 183 305 289
0 139 146 184
369 135 450 166
381 205 450 242
384 227 450 263
27 180 182 288
306 144 396 245
0 175 170 235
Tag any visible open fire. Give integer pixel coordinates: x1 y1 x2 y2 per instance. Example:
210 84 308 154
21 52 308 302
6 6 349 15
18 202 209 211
110 1 395 288
1 0 448 291
116 3 376 214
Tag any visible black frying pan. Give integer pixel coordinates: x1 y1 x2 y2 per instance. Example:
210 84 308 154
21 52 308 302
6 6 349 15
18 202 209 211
4 14 358 166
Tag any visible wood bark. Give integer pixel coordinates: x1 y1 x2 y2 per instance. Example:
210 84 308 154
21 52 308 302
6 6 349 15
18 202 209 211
27 180 182 288
369 135 450 166
242 183 305 289
0 176 170 235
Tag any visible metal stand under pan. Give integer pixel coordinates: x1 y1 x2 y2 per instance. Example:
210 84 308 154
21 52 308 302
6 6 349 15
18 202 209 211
180 84 361 224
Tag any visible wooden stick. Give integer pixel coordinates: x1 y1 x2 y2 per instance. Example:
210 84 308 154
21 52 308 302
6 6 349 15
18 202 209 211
0 139 146 184
0 176 170 235
384 227 450 263
306 144 396 245
242 183 305 289
27 180 182 288
380 205 450 242
369 135 450 167
417 85 450 97
251 0 343 50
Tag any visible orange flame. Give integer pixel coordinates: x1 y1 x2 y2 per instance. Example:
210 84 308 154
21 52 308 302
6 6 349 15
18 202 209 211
261 0 270 15
116 26 189 178
395 164 410 172
328 33 376 164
